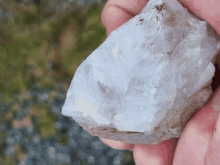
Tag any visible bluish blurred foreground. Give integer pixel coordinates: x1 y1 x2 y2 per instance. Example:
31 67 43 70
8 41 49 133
0 0 134 164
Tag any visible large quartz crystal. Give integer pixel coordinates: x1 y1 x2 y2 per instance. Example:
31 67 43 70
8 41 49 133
62 0 220 144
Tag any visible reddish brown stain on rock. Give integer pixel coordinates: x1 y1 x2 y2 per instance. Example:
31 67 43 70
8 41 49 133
154 3 165 11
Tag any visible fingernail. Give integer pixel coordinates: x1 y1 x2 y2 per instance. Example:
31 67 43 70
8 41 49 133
217 42 220 51
212 89 220 111
213 100 220 111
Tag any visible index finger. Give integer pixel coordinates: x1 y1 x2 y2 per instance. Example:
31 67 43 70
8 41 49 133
101 0 148 36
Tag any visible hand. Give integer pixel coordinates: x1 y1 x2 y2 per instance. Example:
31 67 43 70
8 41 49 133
100 0 220 164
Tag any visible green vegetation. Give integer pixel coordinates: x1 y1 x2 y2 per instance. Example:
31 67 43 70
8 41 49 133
0 1 134 164
0 2 106 97
0 2 107 163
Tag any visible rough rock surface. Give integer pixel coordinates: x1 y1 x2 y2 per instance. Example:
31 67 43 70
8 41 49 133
62 0 220 144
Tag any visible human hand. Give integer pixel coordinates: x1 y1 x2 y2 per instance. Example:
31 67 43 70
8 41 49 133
100 0 220 164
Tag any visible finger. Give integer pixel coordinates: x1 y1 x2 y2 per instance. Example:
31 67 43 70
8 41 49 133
133 138 178 165
178 0 220 35
101 0 148 36
172 104 219 164
206 88 220 164
99 138 134 151
206 112 220 164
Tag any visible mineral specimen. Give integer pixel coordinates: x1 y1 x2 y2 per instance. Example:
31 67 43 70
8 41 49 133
62 0 220 144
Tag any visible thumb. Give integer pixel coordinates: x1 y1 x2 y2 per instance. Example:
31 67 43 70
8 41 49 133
101 0 148 36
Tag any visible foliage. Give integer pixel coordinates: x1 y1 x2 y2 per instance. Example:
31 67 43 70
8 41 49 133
22 10 40 25
0 1 106 94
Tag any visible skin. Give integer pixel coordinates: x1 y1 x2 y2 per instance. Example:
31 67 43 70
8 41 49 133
100 0 220 164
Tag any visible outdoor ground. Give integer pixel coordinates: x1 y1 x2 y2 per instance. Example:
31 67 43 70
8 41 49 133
0 2 135 165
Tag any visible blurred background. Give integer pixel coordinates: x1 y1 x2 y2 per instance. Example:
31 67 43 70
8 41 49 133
0 0 135 164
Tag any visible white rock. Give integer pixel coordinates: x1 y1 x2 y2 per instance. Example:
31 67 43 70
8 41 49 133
62 0 220 144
